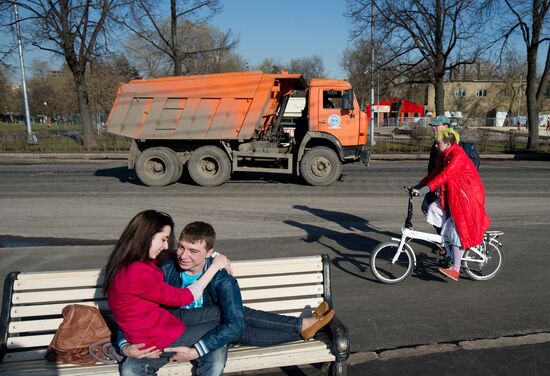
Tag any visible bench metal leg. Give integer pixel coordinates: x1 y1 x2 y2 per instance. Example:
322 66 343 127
329 360 347 376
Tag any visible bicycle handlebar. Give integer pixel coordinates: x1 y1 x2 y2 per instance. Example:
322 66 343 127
403 185 419 197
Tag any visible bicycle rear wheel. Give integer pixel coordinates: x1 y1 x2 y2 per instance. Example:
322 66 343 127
370 242 415 283
463 242 504 281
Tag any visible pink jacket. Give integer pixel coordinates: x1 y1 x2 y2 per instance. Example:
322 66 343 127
420 143 490 249
107 260 195 349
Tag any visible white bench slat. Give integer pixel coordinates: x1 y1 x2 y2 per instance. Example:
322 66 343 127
12 255 322 282
8 297 314 320
228 340 329 357
7 310 307 339
14 276 104 291
0 361 120 375
11 301 110 318
233 260 323 277
7 333 54 349
9 318 63 333
15 270 104 280
13 288 105 304
13 283 321 307
241 285 323 301
13 272 323 291
237 272 323 288
244 297 323 313
224 341 333 373
2 348 48 362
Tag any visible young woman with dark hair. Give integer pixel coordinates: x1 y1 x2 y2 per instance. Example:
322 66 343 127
104 210 229 375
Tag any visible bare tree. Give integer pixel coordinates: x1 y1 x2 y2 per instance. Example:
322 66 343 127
114 0 237 76
288 55 326 82
0 0 121 148
346 0 490 115
255 57 287 74
342 37 400 107
498 0 550 149
0 65 18 115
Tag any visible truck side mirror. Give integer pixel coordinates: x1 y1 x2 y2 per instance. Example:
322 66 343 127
342 90 354 111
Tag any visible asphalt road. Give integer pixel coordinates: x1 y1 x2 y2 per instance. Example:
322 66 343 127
0 159 549 357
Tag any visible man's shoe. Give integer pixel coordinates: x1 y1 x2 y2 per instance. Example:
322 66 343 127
439 267 460 281
313 301 329 318
301 309 335 340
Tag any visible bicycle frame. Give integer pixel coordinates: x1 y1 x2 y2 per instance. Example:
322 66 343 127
391 227 443 265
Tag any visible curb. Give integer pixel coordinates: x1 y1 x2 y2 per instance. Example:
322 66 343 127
349 332 550 365
0 152 128 161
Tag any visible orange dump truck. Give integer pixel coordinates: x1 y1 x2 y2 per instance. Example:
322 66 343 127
106 71 369 186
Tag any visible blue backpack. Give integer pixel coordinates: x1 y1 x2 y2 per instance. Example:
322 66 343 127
461 142 480 170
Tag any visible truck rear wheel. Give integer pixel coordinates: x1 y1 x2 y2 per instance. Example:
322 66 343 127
135 147 181 187
187 146 231 187
300 146 342 186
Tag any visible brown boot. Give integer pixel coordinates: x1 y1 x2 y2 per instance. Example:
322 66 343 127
301 309 335 340
313 301 330 318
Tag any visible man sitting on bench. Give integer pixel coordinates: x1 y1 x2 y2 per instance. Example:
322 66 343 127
119 221 334 376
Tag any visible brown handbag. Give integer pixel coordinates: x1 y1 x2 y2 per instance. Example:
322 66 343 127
45 304 112 365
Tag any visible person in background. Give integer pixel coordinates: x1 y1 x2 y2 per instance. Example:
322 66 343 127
410 128 491 281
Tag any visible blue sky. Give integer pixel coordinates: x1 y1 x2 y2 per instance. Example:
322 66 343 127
211 0 351 78
2 0 352 79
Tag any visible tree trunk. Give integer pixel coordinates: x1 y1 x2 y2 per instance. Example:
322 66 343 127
434 77 445 116
74 73 96 148
173 50 182 76
170 0 182 76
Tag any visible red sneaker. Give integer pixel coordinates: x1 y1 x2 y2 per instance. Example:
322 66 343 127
439 267 459 281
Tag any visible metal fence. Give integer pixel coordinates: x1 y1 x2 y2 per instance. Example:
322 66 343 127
376 116 550 129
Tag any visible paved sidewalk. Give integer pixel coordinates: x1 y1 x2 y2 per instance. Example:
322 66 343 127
253 338 550 376
347 340 550 376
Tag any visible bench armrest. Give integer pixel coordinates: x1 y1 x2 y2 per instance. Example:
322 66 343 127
326 314 350 362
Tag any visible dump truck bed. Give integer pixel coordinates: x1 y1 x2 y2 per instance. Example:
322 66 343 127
106 71 306 140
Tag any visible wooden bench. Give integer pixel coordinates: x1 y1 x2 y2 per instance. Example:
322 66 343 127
1 254 349 375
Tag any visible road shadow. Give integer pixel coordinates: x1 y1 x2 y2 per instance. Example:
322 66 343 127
286 205 446 283
229 171 303 185
94 166 140 184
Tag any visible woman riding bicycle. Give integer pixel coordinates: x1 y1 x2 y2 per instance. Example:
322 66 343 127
410 128 491 281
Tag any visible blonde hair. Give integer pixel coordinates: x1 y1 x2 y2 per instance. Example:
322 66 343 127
436 128 460 144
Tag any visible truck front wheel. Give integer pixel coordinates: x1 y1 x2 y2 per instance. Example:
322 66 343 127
187 146 231 187
135 147 182 187
300 146 342 186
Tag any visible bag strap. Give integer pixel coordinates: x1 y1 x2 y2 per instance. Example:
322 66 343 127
88 340 123 365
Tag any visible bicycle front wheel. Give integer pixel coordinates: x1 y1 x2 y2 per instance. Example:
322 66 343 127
370 242 415 284
463 242 504 281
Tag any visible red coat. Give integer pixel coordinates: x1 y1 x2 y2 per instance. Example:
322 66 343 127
108 260 195 349
420 143 490 249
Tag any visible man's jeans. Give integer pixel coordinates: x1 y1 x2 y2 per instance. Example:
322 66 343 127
193 345 228 376
121 306 221 376
237 307 302 346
